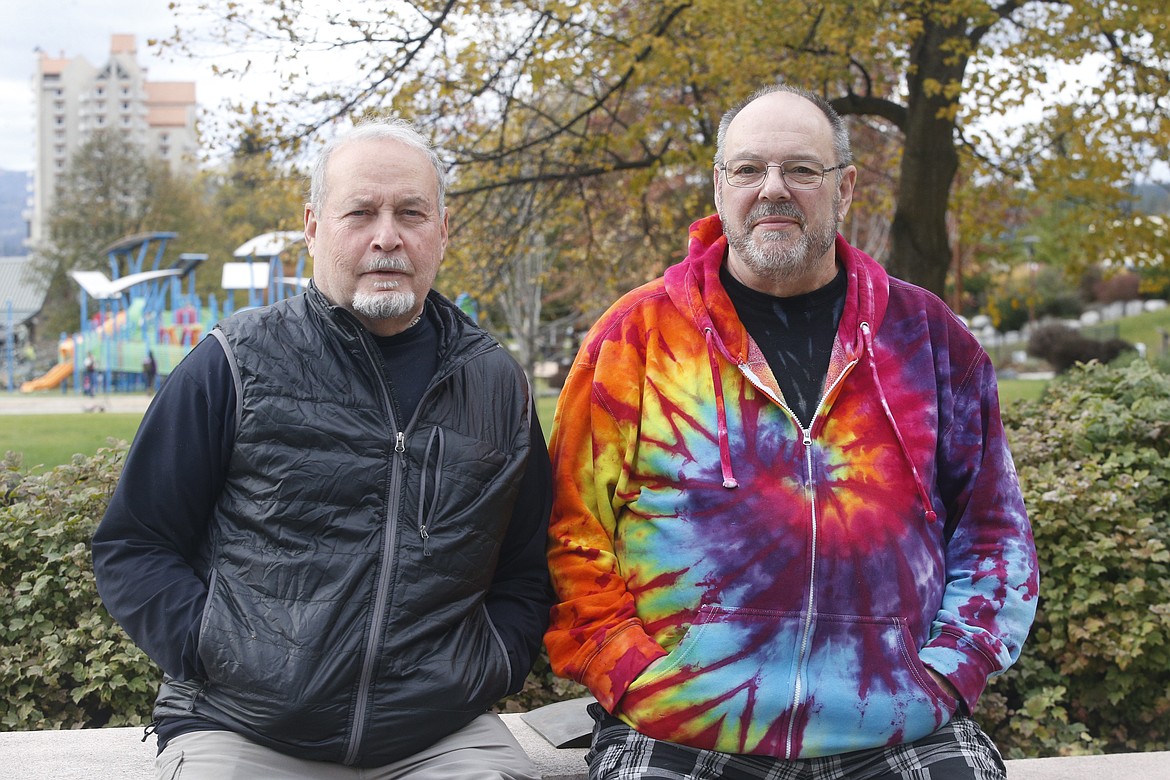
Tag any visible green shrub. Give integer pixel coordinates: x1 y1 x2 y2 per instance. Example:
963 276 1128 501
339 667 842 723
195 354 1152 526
1027 323 1134 374
984 265 1085 333
0 442 157 730
986 360 1170 756
8 365 1170 757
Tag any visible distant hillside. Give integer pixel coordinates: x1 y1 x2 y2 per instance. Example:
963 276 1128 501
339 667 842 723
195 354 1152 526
1134 181 1170 215
0 170 28 256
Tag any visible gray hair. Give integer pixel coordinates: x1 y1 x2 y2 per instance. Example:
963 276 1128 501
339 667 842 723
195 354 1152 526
308 117 448 213
714 84 852 168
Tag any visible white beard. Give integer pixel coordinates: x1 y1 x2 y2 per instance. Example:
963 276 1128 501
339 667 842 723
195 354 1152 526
720 185 841 282
352 289 416 320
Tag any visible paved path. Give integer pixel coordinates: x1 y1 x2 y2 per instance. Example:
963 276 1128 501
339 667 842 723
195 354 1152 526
0 391 154 415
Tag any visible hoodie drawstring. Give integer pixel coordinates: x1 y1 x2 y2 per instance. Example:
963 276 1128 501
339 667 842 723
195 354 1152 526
859 322 938 522
703 327 739 489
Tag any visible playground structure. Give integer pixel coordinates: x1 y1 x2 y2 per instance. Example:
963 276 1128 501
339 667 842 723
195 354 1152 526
19 231 307 395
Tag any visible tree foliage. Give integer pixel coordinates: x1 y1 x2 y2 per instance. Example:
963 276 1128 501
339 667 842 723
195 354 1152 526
161 0 1169 316
211 120 307 262
30 131 174 337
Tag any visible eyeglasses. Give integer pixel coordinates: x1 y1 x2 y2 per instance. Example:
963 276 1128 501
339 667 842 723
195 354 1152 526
719 159 847 189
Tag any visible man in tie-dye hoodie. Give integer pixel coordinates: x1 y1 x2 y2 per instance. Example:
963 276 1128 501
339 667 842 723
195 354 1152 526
545 85 1038 780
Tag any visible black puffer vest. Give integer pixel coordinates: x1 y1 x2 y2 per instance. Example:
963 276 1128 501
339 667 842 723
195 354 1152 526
153 286 532 767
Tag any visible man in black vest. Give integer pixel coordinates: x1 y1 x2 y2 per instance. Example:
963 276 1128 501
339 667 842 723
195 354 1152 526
93 117 553 779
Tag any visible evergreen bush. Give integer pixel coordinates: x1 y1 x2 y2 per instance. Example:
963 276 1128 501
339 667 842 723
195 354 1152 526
0 438 579 731
1027 322 1134 374
985 360 1170 756
0 443 157 730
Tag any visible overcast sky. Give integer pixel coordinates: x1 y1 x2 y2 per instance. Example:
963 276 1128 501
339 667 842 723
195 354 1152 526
0 0 252 172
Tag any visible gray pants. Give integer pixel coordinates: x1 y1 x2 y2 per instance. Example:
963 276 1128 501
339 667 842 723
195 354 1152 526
155 713 541 779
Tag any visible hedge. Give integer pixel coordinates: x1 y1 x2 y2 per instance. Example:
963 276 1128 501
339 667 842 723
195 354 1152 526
0 441 584 731
0 445 156 729
2 359 1168 759
984 358 1170 756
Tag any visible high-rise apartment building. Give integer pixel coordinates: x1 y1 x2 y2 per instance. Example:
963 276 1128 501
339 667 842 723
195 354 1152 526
28 34 198 247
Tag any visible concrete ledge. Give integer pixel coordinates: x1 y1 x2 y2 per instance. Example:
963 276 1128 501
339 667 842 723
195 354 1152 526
0 722 1166 779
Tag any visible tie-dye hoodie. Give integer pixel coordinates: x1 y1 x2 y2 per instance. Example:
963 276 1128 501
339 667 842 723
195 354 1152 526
545 214 1038 759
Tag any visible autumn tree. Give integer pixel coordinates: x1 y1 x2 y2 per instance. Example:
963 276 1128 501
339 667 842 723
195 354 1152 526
163 0 1168 304
29 124 310 339
205 121 309 295
29 130 178 337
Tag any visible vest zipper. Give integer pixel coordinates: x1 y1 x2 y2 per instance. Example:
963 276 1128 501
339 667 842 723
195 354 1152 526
344 340 406 766
417 427 444 557
342 324 501 764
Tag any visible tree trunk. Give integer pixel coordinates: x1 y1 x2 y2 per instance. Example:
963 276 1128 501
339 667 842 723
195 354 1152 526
886 19 967 298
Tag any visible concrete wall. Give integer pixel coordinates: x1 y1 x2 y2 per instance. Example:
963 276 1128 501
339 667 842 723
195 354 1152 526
0 720 1167 779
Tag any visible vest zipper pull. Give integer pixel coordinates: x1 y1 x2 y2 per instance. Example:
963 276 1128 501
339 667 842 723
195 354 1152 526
395 432 405 453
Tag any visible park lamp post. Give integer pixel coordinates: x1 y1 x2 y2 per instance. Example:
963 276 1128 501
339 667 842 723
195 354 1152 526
1022 235 1041 325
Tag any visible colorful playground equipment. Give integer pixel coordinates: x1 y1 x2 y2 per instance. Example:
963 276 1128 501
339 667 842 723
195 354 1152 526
19 231 308 395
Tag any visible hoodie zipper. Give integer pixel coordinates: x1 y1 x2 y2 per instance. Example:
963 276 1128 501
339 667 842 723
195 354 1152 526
783 357 858 758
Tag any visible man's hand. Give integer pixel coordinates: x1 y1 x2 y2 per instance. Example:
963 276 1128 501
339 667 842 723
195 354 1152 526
927 668 960 703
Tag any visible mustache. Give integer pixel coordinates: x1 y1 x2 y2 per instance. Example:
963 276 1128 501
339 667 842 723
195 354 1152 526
363 256 412 273
747 203 806 229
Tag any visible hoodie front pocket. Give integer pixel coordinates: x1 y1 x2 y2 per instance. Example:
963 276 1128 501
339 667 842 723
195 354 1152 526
618 603 806 754
793 613 953 756
617 606 956 759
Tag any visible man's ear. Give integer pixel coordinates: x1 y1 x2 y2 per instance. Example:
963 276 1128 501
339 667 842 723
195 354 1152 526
836 166 858 223
304 203 317 255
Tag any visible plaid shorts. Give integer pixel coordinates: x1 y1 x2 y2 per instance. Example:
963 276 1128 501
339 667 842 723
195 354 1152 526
585 704 1006 780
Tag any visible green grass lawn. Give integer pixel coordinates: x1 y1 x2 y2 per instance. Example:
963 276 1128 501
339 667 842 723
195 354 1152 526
997 378 1048 407
1 413 142 472
1116 305 1170 354
3 379 1053 471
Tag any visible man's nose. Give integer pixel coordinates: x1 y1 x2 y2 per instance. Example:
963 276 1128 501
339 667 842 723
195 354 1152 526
371 214 404 252
758 166 793 200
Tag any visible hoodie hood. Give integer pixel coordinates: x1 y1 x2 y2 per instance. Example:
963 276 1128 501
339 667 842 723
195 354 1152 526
663 213 890 367
660 214 935 519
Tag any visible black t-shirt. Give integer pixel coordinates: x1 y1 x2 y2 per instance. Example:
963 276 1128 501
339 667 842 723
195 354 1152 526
721 264 847 428
373 305 440 425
